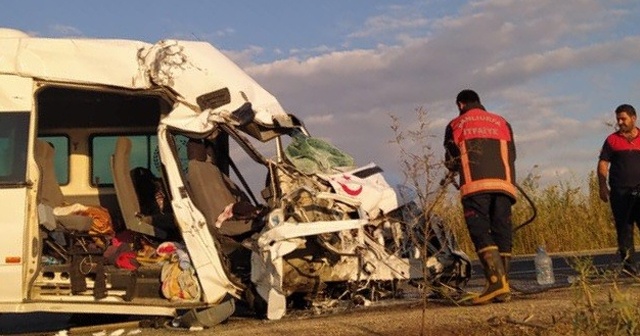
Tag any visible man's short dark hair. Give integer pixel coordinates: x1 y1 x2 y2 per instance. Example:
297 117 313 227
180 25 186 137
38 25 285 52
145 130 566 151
456 89 481 105
615 104 636 117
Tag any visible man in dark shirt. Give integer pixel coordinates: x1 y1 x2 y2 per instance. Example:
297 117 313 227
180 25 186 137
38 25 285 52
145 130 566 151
598 103 640 276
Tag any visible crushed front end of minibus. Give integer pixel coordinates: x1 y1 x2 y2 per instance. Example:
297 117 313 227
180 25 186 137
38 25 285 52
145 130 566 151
144 40 472 321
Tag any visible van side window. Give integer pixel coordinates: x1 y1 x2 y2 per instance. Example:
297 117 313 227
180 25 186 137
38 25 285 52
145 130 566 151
91 135 158 186
38 136 69 185
0 112 29 184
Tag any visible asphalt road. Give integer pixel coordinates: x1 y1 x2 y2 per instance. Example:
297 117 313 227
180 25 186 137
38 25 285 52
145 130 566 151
0 248 626 335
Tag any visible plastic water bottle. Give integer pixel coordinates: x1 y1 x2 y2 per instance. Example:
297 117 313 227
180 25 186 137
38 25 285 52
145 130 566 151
534 246 555 285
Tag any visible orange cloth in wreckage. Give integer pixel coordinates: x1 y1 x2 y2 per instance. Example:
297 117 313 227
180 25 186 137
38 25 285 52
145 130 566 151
76 205 115 237
446 108 516 201
52 203 115 237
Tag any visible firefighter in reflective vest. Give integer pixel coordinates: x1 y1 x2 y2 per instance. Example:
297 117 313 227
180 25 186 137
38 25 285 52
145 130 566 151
444 89 517 304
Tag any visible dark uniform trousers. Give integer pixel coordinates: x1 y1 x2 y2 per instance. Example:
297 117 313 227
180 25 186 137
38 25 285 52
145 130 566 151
461 193 513 254
610 187 640 263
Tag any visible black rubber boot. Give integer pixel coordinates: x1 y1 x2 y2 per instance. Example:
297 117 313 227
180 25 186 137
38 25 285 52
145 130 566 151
493 253 512 303
471 246 510 305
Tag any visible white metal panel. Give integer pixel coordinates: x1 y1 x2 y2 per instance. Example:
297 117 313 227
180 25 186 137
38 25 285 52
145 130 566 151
0 189 28 302
0 31 288 126
0 300 178 316
140 40 287 125
0 37 151 89
157 125 241 303
0 74 33 111
0 74 33 302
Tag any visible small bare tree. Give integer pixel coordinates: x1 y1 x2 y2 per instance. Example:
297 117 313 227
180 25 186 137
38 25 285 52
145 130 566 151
390 107 451 217
390 107 465 335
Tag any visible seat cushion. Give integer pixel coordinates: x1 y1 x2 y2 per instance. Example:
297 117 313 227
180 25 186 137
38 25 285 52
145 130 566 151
56 215 94 232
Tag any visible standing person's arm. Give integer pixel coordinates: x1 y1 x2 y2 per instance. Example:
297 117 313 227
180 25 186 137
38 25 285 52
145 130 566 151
597 159 610 203
598 140 612 203
596 139 613 202
506 121 517 185
507 122 516 161
444 124 460 172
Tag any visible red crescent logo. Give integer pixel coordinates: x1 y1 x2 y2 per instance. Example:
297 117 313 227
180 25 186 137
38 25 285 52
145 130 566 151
338 181 363 196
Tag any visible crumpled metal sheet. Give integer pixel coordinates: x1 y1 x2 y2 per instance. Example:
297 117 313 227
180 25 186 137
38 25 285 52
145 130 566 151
0 32 288 126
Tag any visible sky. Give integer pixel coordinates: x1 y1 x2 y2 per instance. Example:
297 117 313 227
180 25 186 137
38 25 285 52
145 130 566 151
3 0 640 190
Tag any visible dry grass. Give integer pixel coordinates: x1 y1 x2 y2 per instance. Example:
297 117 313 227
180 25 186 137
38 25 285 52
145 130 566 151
432 171 630 258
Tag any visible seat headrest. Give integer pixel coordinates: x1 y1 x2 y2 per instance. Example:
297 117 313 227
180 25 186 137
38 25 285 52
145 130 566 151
34 139 65 207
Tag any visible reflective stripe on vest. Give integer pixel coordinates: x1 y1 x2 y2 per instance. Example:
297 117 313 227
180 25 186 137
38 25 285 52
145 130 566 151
460 178 516 199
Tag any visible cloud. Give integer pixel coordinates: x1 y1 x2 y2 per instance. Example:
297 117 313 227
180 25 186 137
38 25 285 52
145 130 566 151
223 45 265 68
348 13 430 39
240 0 640 186
539 166 571 179
48 24 84 38
305 114 335 125
516 129 558 143
289 45 336 58
477 37 640 81
215 27 235 38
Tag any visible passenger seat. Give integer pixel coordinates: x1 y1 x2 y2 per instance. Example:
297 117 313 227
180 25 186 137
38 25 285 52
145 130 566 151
111 136 173 239
186 139 259 238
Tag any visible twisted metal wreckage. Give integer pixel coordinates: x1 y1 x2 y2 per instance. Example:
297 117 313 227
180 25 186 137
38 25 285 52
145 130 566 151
0 29 470 328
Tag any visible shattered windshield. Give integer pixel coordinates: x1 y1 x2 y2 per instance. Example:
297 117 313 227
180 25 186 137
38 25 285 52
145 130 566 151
0 112 29 185
284 130 355 174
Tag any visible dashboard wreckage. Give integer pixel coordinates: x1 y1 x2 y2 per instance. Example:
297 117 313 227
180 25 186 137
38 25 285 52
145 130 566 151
0 28 470 328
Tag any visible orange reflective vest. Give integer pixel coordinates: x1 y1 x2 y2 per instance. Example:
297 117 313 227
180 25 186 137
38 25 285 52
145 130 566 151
444 106 516 201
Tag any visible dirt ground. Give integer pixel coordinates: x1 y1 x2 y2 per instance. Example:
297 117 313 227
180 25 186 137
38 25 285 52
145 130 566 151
130 279 640 336
14 277 638 335
204 290 573 336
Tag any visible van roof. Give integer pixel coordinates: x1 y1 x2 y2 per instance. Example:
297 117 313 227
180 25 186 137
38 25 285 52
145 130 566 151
0 28 288 126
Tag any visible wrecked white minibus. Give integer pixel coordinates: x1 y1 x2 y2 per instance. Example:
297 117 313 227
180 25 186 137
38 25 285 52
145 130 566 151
0 28 470 327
